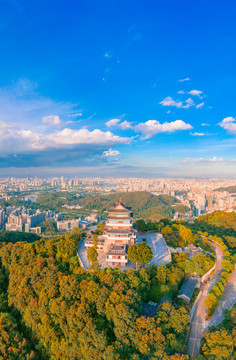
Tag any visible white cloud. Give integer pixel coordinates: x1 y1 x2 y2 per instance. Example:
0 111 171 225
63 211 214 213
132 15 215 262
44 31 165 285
160 96 196 109
105 119 133 130
178 78 191 82
183 156 224 163
160 95 205 110
188 90 203 97
135 119 192 139
184 98 194 109
201 123 210 126
105 118 121 127
102 148 120 157
48 128 130 147
67 113 82 117
0 78 79 129
159 97 183 108
219 117 236 133
0 121 130 152
196 102 204 109
191 132 205 136
119 121 133 129
42 115 62 126
177 90 185 94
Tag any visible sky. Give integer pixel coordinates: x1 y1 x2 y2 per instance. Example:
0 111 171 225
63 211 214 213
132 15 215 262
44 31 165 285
1 0 236 178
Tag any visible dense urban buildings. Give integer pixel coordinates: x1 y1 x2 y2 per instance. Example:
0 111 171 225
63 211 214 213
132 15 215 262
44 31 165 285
0 176 236 222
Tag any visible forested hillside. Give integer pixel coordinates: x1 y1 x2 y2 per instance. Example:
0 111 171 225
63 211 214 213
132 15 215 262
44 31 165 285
35 191 190 220
0 228 197 359
200 304 236 358
0 214 233 359
190 211 236 253
214 186 236 193
0 230 40 244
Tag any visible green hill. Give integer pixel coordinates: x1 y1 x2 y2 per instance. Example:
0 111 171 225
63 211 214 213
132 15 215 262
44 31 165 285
35 190 190 220
74 191 190 220
214 186 236 193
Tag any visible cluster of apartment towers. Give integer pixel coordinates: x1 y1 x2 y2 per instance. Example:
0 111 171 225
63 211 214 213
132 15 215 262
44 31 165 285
85 202 136 267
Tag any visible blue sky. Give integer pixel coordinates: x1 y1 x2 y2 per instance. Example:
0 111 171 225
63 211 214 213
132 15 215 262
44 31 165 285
1 0 236 177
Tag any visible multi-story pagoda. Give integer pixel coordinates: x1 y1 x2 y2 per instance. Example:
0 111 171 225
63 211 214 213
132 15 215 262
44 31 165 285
104 203 136 267
85 202 136 267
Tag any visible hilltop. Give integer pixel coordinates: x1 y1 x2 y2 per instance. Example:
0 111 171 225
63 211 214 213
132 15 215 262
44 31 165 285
32 190 191 220
4 190 190 221
67 191 189 220
214 186 236 193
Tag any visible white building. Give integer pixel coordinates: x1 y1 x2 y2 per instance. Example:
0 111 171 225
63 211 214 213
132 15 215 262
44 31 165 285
57 218 81 232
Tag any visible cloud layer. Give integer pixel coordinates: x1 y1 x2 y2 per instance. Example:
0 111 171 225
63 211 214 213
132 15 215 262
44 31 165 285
105 118 192 139
219 117 236 133
159 96 204 109
134 120 192 139
0 121 130 153
102 149 120 157
183 156 224 163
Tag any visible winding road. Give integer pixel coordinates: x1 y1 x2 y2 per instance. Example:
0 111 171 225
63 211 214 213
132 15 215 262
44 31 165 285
205 266 236 328
188 240 224 358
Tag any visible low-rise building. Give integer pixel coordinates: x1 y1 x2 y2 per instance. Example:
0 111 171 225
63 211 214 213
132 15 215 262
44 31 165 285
177 275 201 303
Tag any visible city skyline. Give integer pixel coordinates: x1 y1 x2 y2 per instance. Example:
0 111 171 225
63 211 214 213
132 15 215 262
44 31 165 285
1 1 236 177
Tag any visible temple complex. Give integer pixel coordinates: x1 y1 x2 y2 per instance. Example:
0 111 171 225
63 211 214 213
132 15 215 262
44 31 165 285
85 202 136 267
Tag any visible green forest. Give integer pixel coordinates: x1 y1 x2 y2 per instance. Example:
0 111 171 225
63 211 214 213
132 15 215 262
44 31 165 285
32 190 190 221
189 211 236 254
200 304 236 359
0 211 235 359
214 185 236 193
0 225 215 359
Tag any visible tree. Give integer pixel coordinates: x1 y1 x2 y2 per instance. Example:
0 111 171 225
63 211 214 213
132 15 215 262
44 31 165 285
161 225 173 235
96 222 105 235
205 293 218 313
222 259 233 273
128 242 153 269
156 265 168 284
87 247 98 263
212 285 222 298
135 219 146 232
93 234 99 249
179 225 193 245
202 330 234 359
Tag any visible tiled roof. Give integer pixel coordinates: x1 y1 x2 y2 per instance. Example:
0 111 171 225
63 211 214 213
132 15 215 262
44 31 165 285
141 302 158 317
178 278 198 300
107 215 132 219
106 244 127 255
108 203 131 213
104 227 134 234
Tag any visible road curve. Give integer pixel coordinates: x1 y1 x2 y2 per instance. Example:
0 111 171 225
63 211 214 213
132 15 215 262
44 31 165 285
187 240 224 358
205 267 236 328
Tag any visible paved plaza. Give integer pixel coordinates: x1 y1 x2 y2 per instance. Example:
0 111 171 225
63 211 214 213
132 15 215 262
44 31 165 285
137 232 172 266
77 232 171 270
